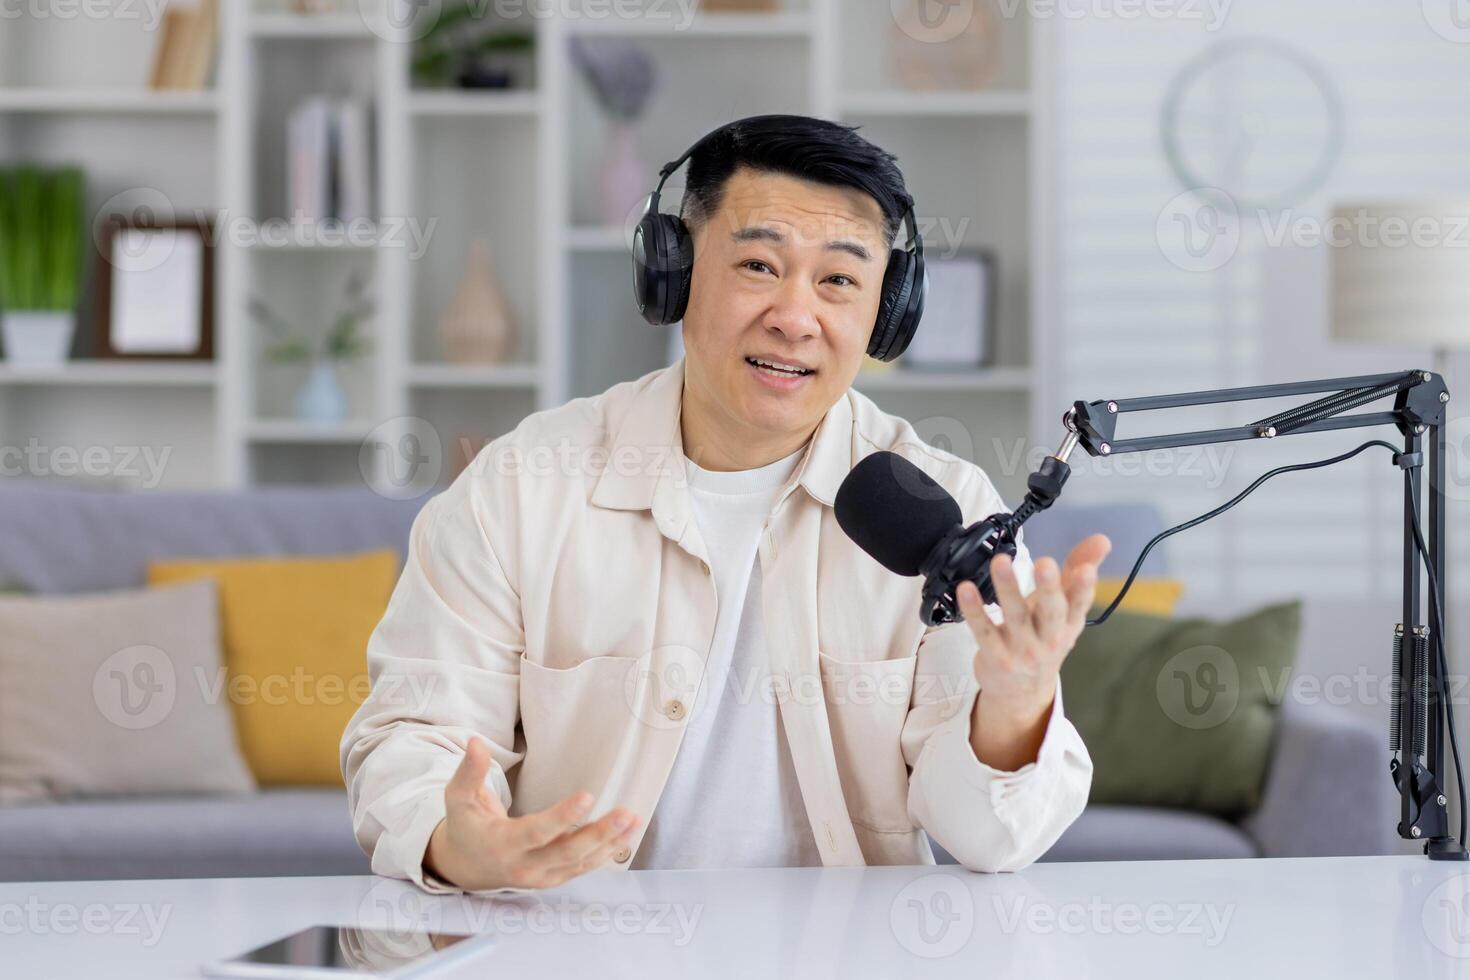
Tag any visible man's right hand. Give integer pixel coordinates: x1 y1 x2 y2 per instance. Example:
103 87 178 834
423 737 641 891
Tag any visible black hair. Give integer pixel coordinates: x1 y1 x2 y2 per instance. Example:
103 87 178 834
678 114 912 249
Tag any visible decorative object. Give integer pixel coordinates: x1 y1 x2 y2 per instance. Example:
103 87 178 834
437 238 517 364
889 0 1001 91
412 1 536 90
248 272 372 423
1162 38 1343 210
148 550 399 787
1329 199 1470 378
0 166 85 368
95 216 214 361
568 37 659 227
898 248 994 370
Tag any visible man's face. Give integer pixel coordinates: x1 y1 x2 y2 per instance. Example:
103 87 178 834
680 167 890 444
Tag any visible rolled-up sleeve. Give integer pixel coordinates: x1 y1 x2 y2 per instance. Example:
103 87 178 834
339 466 526 894
900 466 1093 872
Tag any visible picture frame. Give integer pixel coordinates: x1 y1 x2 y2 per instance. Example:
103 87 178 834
901 248 996 370
94 216 214 360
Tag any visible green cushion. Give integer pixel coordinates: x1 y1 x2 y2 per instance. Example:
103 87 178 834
1060 600 1302 818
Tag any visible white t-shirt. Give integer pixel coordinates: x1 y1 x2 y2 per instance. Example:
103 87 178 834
631 446 824 870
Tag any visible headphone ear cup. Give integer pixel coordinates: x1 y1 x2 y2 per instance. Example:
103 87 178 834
632 212 694 326
869 251 915 362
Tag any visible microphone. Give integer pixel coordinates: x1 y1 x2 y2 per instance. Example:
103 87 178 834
834 450 1070 626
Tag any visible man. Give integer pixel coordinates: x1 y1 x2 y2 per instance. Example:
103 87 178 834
341 115 1108 894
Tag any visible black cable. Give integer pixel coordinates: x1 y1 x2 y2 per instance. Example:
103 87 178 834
1407 489 1467 848
1082 434 1467 848
1087 439 1401 626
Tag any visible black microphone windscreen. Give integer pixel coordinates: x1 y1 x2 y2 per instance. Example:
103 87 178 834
834 451 963 577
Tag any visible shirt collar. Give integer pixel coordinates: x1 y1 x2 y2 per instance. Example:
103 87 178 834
588 358 856 513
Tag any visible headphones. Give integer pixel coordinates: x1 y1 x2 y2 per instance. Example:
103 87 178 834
630 115 927 363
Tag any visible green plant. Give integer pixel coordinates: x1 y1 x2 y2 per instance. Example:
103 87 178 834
411 1 535 88
249 272 373 364
0 165 86 312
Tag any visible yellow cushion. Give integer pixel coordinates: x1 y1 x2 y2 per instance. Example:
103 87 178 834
1092 577 1185 618
148 549 398 786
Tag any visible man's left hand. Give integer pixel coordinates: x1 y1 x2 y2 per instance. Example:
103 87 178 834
956 533 1111 771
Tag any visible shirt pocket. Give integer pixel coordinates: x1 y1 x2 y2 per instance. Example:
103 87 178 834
517 651 650 808
816 651 918 834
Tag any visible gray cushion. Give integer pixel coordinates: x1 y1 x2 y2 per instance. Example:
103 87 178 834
0 484 427 595
0 789 369 881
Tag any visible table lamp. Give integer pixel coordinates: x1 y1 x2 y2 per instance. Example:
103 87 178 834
1330 199 1470 375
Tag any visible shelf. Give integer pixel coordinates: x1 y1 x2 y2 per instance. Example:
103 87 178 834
408 90 542 118
244 419 376 443
567 226 631 252
841 90 1031 118
0 360 218 387
0 89 219 115
406 363 540 389
248 13 375 38
853 367 1031 392
565 11 813 38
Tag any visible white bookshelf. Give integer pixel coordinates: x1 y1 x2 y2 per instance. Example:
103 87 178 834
0 0 1047 497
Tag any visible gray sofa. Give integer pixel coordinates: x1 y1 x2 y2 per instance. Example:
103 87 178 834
0 483 1395 882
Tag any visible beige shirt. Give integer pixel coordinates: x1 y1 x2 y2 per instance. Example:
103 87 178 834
340 359 1093 893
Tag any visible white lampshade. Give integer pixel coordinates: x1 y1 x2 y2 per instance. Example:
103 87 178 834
1329 200 1470 349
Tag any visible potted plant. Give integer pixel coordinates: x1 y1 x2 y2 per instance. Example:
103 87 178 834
412 2 536 90
0 166 86 368
248 273 372 424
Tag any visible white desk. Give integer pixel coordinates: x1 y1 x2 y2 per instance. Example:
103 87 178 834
3 856 1469 978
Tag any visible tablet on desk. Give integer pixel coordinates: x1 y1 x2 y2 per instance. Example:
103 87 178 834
201 924 487 980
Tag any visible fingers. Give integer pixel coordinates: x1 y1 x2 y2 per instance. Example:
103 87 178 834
532 808 641 879
1063 534 1112 577
957 580 999 643
445 737 506 817
1064 560 1100 628
507 789 594 853
1029 557 1071 648
987 553 1030 635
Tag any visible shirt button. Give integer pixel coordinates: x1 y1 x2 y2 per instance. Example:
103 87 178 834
614 846 632 864
664 699 686 721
